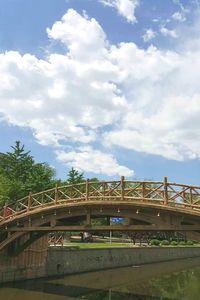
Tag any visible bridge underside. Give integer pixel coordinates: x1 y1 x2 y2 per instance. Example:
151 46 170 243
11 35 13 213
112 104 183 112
1 201 200 254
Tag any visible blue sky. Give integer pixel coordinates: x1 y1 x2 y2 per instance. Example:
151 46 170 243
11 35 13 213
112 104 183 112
1 0 200 184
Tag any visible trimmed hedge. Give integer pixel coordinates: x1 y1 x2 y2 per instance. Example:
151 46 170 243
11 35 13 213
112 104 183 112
179 241 186 246
160 240 170 246
186 240 194 245
170 241 178 246
150 239 160 246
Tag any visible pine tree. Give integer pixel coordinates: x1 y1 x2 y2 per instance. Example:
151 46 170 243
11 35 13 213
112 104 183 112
0 141 55 202
67 167 84 185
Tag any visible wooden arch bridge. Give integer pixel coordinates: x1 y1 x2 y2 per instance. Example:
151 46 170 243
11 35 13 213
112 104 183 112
1 176 200 253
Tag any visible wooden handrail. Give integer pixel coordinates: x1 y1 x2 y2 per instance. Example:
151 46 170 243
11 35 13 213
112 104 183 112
1 177 200 222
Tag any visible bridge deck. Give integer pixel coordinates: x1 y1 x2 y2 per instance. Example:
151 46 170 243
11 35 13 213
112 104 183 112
1 177 200 224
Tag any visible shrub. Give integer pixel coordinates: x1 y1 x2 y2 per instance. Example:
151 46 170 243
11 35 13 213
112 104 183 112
186 240 194 246
193 240 198 244
179 241 186 246
170 241 178 246
160 240 170 246
150 239 160 246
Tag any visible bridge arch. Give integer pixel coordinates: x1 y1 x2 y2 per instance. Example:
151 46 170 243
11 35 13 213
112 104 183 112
1 177 200 253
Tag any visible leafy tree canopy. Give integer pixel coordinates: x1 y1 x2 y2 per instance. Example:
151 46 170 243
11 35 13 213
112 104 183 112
0 141 55 203
0 142 100 207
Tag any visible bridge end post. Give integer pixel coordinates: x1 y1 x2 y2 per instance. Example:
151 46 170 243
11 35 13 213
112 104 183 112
163 176 168 205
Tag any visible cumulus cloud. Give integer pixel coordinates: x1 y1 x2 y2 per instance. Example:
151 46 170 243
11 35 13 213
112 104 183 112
142 29 156 42
160 26 178 38
1 8 200 177
100 0 139 23
172 11 186 22
0 9 131 177
56 147 134 176
104 43 200 160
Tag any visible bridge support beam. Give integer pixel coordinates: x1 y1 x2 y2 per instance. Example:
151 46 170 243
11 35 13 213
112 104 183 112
86 209 91 225
5 224 200 232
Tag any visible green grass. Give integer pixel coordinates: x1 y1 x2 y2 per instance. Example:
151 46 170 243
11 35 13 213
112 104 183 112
64 242 132 248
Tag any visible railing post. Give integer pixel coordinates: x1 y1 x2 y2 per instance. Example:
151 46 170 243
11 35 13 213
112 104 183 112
28 192 32 211
163 176 168 205
102 181 105 201
55 184 58 204
142 182 146 199
190 188 193 209
86 179 89 201
121 176 125 201
182 188 186 208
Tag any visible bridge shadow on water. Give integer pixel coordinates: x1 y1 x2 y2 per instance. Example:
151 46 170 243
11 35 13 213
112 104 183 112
2 257 200 300
2 281 173 300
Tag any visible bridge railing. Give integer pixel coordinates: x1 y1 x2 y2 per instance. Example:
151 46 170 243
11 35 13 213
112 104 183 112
1 177 200 222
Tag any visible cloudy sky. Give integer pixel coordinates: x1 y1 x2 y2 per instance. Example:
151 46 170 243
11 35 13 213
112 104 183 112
1 0 200 183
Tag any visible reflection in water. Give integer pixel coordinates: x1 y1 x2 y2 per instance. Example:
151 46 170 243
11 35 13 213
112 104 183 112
1 257 200 299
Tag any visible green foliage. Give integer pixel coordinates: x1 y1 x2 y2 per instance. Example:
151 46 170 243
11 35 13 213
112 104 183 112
0 174 10 204
0 141 55 204
193 240 198 244
89 177 99 182
91 217 109 226
160 240 170 246
186 240 194 245
170 240 178 246
179 241 186 246
67 167 84 185
150 239 160 246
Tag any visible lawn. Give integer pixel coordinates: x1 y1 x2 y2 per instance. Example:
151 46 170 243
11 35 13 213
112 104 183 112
63 242 132 248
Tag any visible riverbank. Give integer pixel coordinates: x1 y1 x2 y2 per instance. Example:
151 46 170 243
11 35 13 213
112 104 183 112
1 246 200 284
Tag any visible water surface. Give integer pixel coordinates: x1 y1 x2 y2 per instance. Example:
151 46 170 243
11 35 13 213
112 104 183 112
1 257 200 299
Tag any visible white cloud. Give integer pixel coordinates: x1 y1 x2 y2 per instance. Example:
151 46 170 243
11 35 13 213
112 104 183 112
142 29 156 42
1 8 200 177
172 11 186 22
104 42 200 160
47 9 107 61
56 147 134 176
160 26 178 38
100 0 139 23
172 0 189 13
0 9 132 177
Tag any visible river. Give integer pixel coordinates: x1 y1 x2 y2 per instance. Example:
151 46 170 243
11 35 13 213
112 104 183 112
1 257 200 299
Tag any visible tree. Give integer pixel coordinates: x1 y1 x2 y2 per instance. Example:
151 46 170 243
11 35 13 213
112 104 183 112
0 141 34 182
0 174 10 204
67 167 84 185
0 141 55 203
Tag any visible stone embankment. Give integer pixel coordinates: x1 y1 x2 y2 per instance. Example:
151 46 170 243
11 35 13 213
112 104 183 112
1 246 200 283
